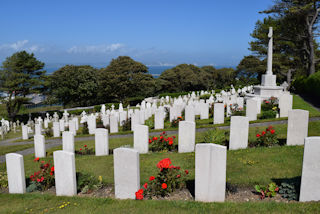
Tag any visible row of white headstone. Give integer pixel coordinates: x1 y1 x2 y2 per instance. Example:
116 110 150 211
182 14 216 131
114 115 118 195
6 135 320 202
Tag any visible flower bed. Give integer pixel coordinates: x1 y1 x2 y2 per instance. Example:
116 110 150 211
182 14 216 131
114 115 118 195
75 145 94 155
135 158 189 200
250 126 279 147
149 132 177 152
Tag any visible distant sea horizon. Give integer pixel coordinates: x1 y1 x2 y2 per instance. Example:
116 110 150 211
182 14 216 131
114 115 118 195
44 65 236 77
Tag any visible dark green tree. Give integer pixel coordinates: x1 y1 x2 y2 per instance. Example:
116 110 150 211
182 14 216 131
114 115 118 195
262 0 320 76
0 51 46 120
98 56 155 102
158 64 202 92
236 55 265 84
50 65 99 107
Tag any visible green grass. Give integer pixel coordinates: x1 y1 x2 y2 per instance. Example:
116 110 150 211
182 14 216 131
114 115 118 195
1 194 320 214
293 94 320 117
0 144 34 156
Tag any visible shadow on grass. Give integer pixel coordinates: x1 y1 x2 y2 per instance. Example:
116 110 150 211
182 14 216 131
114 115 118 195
186 179 195 198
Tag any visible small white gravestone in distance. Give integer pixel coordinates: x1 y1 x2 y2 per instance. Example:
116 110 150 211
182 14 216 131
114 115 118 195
22 125 29 140
134 125 149 154
53 151 77 196
229 116 249 150
154 108 164 130
53 122 60 137
113 148 140 199
279 93 293 117
62 131 75 153
299 137 320 202
287 109 309 146
34 134 46 158
185 105 195 122
95 128 109 156
246 99 258 121
195 144 226 202
213 103 224 124
110 114 119 133
178 121 195 153
6 153 26 193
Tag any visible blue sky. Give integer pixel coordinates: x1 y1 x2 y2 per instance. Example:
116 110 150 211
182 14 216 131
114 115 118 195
0 0 273 68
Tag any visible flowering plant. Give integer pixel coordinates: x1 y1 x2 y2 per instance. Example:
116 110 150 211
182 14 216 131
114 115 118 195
260 97 279 119
255 182 279 199
170 116 183 128
230 103 245 116
75 145 94 155
27 158 55 192
255 126 279 147
149 132 176 152
135 158 189 200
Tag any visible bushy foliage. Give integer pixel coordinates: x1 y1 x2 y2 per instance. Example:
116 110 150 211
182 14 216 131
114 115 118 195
202 128 227 145
75 144 94 155
76 172 103 194
135 158 189 200
122 118 131 131
82 122 89 135
252 126 279 147
278 182 298 201
27 158 55 192
149 132 176 152
170 116 183 128
0 171 8 188
255 182 279 199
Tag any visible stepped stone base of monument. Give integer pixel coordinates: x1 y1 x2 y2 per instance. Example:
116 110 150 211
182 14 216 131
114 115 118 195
246 85 284 99
261 74 276 87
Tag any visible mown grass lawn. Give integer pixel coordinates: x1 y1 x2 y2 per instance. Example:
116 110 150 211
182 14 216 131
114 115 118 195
1 193 320 214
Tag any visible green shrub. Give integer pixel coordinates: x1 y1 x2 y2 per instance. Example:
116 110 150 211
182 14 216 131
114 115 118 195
199 94 211 100
259 110 277 119
0 171 8 188
145 118 154 129
122 118 131 131
255 182 279 199
278 182 298 201
170 116 183 128
44 128 53 138
202 128 227 145
76 172 102 194
149 132 177 152
158 92 189 98
252 126 279 147
82 122 89 135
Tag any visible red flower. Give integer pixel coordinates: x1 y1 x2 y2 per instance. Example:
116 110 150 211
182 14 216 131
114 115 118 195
160 136 163 140
176 166 180 170
157 158 172 169
256 134 261 138
80 148 82 151
40 177 44 182
135 189 144 200
268 125 273 129
176 174 181 178
153 137 158 141
143 183 148 189
51 166 54 172
41 161 45 164
149 176 155 181
185 170 189 175
173 136 176 139
149 139 152 144
84 145 87 147
162 131 166 134
34 157 40 162
262 131 266 136
275 187 279 192
270 129 275 134
37 178 41 182
161 183 167 189
169 140 173 145
50 172 53 176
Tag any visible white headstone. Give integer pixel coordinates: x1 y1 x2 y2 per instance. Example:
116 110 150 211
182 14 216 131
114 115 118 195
200 103 209 119
213 103 224 124
114 148 140 199
6 153 26 194
34 134 46 158
22 125 29 140
195 144 226 202
59 119 65 132
279 94 293 117
185 105 195 122
178 121 195 153
69 119 77 136
95 128 109 156
53 122 60 137
110 114 119 133
299 137 320 202
229 116 249 150
246 99 258 121
53 151 77 196
134 125 149 154
154 108 164 130
287 109 309 145
62 131 75 153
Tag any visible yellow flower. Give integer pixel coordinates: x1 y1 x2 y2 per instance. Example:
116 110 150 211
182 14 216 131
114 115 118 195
98 176 103 182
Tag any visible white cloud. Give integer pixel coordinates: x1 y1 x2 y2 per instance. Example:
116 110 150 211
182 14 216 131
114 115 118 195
0 40 45 53
67 43 125 54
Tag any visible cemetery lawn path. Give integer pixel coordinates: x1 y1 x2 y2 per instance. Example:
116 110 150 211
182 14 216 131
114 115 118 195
1 193 320 213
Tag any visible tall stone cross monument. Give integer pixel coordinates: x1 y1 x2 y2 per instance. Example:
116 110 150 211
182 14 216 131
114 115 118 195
262 27 277 87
